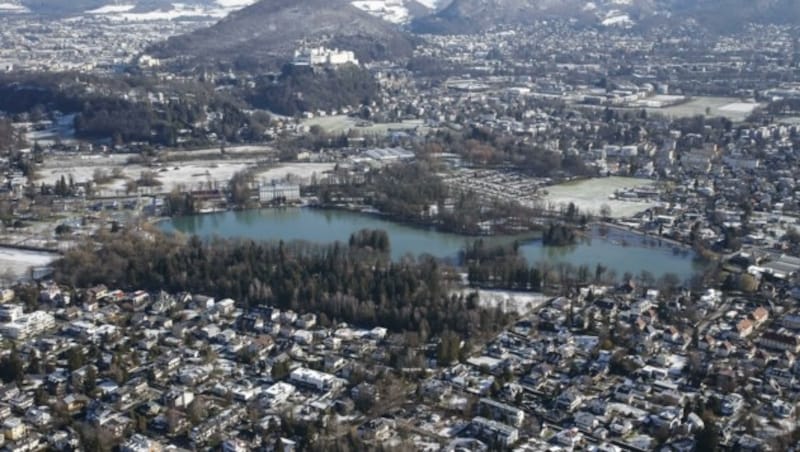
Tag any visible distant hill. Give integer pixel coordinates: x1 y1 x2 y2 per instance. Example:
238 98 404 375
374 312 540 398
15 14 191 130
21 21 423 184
411 0 800 34
9 0 259 18
16 0 102 16
662 0 800 30
410 0 665 34
147 0 417 69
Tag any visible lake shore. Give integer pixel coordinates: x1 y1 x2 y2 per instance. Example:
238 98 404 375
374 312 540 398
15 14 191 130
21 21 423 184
594 221 694 251
160 207 704 279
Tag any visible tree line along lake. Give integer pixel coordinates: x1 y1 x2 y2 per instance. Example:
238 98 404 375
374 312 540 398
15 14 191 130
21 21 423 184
159 207 705 282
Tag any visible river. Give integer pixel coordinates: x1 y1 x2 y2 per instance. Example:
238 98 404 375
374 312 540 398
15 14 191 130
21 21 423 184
160 207 703 281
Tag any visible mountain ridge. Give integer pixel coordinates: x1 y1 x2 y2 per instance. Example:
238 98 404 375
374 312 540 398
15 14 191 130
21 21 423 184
411 0 800 34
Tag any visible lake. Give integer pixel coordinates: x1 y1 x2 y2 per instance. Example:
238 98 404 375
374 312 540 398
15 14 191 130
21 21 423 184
160 208 703 281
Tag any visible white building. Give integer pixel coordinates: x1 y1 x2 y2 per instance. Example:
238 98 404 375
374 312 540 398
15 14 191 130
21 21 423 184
222 439 248 452
555 428 583 448
759 330 800 353
479 398 525 427
0 311 55 340
163 390 194 409
121 433 162 452
782 314 800 330
289 367 342 392
259 183 301 204
471 416 519 447
0 304 22 322
24 407 50 427
137 55 161 68
263 382 296 405
3 417 25 441
293 47 359 67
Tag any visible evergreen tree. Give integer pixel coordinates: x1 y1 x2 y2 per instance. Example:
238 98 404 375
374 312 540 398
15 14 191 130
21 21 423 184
695 415 720 452
0 349 25 384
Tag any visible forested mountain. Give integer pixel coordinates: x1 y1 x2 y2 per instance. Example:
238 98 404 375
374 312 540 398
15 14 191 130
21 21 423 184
662 0 800 30
411 0 800 34
147 0 417 70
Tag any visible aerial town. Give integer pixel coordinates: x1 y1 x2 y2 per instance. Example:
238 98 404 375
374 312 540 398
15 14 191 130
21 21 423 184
0 0 798 451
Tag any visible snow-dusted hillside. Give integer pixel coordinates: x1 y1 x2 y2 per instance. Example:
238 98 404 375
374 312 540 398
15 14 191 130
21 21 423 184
0 0 260 19
350 0 453 24
83 0 260 21
5 0 447 22
351 0 412 24
0 1 27 13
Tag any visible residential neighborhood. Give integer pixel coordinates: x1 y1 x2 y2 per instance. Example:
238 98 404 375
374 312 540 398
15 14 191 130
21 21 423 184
0 0 799 450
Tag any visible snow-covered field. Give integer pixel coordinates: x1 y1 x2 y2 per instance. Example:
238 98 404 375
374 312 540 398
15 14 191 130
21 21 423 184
128 162 251 193
161 144 275 160
544 177 657 219
23 114 77 145
648 97 761 122
37 153 333 196
718 102 759 114
303 115 428 136
255 163 335 186
37 154 250 196
303 116 358 134
37 154 129 191
0 247 58 282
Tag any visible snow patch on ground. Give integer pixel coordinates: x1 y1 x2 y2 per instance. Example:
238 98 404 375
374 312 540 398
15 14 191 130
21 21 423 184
718 102 759 113
36 152 250 196
0 248 58 282
544 177 657 219
254 163 336 186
